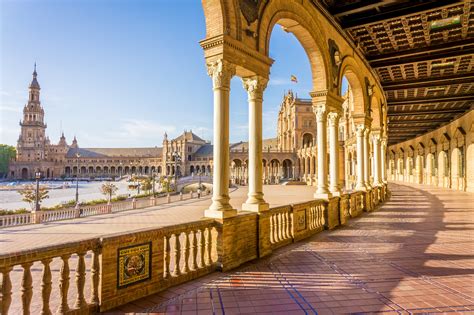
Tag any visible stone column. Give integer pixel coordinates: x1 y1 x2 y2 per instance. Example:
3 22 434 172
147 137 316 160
204 59 237 219
372 134 381 186
355 125 366 191
381 137 387 183
242 76 269 212
314 105 331 199
363 128 371 189
328 112 341 195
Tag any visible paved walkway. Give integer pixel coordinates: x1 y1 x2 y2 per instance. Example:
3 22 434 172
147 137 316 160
0 185 316 255
109 182 474 314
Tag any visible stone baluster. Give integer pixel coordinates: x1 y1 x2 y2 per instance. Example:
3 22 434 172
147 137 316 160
57 255 70 313
182 232 189 273
41 259 53 315
74 252 87 309
164 235 171 278
191 230 197 271
206 228 212 266
269 215 275 243
21 262 33 315
199 229 205 268
2 267 13 315
173 234 181 276
91 248 100 305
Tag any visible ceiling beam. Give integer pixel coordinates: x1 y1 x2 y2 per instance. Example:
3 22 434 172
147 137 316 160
387 108 467 116
367 41 474 68
388 118 451 124
387 95 474 106
330 0 387 17
341 0 460 29
382 75 474 91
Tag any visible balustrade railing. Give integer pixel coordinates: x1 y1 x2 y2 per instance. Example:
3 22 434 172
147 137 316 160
41 208 77 223
0 190 211 228
0 213 33 227
269 205 293 249
0 239 101 315
0 187 388 313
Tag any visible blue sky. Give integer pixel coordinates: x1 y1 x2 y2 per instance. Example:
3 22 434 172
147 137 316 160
1 0 347 147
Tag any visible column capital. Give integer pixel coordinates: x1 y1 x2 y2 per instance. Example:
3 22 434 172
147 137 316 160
355 124 366 137
207 59 236 89
313 105 328 122
327 112 340 127
242 76 268 101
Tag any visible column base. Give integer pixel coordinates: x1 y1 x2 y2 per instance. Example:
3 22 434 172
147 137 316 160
329 189 341 197
241 202 269 212
314 192 332 199
204 208 238 219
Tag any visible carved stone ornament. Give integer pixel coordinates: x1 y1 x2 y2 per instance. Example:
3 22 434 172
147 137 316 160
207 59 236 89
327 112 340 127
239 0 260 25
364 77 373 114
313 105 328 122
242 76 268 100
328 39 341 88
356 124 366 137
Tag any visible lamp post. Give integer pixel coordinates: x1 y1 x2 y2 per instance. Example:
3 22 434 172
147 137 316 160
35 171 41 212
75 153 81 205
172 151 181 192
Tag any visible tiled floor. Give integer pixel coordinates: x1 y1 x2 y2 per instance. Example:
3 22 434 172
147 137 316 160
109 182 474 314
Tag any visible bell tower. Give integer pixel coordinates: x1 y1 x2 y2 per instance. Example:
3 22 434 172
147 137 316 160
17 64 48 162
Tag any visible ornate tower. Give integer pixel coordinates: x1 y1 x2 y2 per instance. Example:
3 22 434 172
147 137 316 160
17 64 48 163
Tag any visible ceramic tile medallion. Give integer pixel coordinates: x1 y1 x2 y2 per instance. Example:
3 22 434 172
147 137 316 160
117 242 151 289
295 208 306 231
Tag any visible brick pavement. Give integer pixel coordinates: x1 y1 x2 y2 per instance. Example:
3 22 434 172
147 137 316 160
108 182 474 314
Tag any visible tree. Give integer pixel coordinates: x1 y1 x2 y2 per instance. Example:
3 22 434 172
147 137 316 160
100 182 119 201
160 176 172 193
0 145 16 178
18 185 49 211
140 178 153 194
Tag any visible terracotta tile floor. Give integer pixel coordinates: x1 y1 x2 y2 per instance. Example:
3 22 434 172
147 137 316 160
108 182 474 314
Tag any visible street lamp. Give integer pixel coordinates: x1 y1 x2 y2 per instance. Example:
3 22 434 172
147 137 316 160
172 151 181 191
35 171 41 212
75 153 81 205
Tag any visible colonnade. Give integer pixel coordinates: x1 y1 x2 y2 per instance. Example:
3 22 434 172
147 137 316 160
203 59 387 219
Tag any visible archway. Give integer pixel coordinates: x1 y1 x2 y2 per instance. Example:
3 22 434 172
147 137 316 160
21 168 29 179
282 159 293 179
302 133 314 147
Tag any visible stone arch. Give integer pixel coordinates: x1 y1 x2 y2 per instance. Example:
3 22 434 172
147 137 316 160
370 94 382 130
157 166 162 174
282 159 293 178
438 150 449 185
467 142 474 192
80 166 86 174
21 167 29 179
302 133 314 147
190 165 195 174
339 57 368 115
258 2 330 92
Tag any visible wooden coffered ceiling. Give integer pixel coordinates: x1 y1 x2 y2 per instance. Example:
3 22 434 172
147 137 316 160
320 0 474 145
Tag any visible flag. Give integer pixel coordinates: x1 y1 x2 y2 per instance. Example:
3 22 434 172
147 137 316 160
290 75 298 83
